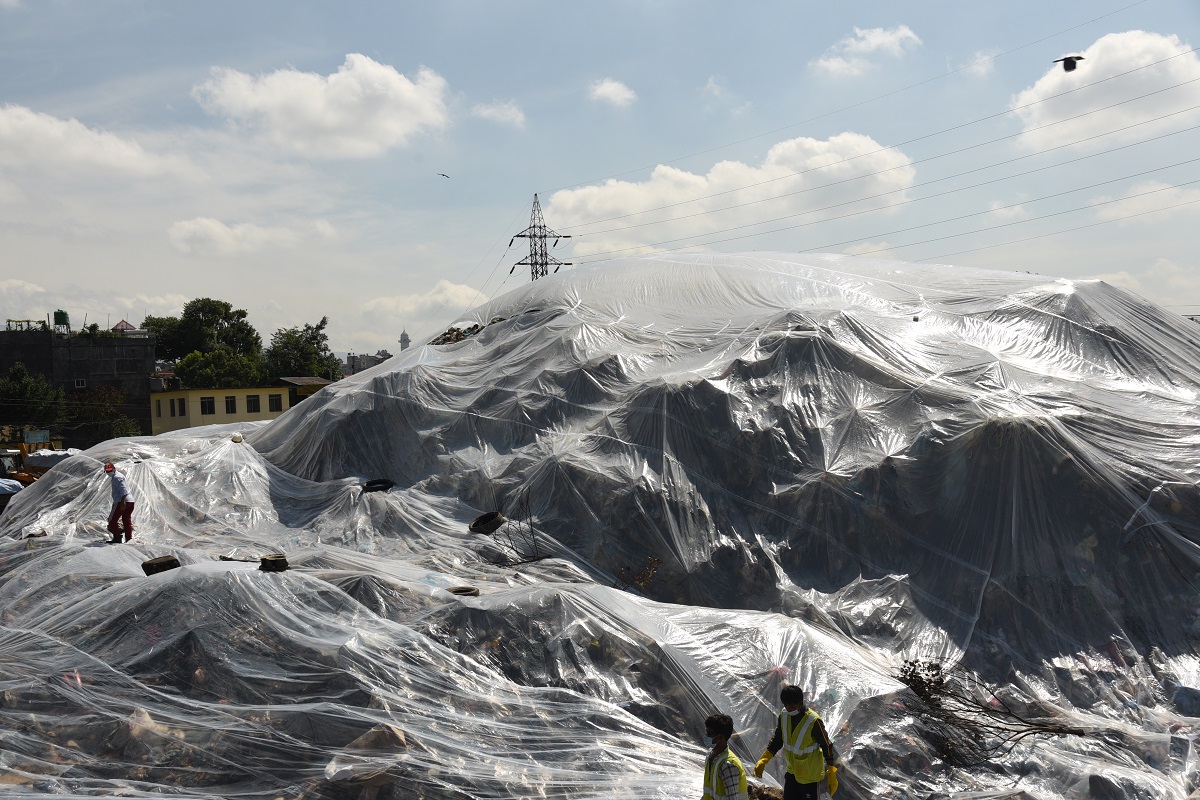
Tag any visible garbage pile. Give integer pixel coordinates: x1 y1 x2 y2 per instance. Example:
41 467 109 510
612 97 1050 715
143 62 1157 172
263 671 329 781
428 316 508 345
2 252 1200 798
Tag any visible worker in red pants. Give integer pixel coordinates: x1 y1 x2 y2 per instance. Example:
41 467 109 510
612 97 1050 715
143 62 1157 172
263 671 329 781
104 461 135 543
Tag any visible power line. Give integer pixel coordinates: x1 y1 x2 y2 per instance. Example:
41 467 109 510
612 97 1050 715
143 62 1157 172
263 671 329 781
571 119 1200 262
791 176 1200 255
559 42 1198 232
541 0 1153 197
584 164 1200 263
912 196 1200 263
413 203 528 339
573 98 1200 245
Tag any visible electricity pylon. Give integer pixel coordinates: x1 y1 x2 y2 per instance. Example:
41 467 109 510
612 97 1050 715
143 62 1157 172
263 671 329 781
510 193 571 281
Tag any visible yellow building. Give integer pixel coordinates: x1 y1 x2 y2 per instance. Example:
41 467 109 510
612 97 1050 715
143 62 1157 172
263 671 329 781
150 387 292 435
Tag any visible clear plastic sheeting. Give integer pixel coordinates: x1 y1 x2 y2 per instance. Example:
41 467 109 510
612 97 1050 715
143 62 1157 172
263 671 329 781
2 252 1199 798
23 449 82 472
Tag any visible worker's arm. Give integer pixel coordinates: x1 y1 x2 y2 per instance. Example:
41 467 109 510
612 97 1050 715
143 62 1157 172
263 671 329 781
754 719 783 777
812 718 838 764
766 718 782 754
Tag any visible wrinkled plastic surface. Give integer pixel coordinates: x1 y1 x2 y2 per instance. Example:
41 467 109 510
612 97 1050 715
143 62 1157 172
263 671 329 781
23 449 82 472
2 253 1200 798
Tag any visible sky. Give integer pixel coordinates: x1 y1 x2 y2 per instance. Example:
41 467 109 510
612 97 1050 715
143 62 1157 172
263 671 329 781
1 0 1199 355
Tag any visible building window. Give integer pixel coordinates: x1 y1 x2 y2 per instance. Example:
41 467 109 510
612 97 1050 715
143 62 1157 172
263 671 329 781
268 394 283 412
225 396 237 414
178 398 186 416
246 394 260 413
170 398 176 417
156 399 162 418
200 396 215 415
74 379 87 388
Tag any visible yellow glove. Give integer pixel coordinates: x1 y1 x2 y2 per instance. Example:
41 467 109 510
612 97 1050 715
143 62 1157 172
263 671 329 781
753 749 773 778
826 765 838 795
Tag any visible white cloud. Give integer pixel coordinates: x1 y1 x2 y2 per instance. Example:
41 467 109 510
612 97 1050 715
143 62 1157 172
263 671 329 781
0 104 195 178
470 100 526 129
810 56 870 78
0 278 46 296
0 0 20 8
1093 180 1200 222
192 54 450 158
841 25 922 56
700 76 751 115
589 78 637 108
133 293 189 315
988 200 1029 220
0 284 190 330
1085 257 1200 310
702 76 729 101
1010 31 1200 151
960 49 1001 78
547 132 915 257
811 25 922 76
362 280 485 330
843 241 896 257
167 217 337 256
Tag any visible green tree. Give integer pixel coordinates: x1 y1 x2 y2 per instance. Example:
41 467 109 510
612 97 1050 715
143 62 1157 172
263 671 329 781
142 298 261 362
263 316 342 380
0 363 69 432
142 314 183 360
70 385 144 441
176 346 263 389
143 298 263 387
178 298 261 356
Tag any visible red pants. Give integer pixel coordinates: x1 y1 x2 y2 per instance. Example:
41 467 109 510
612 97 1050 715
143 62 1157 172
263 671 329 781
107 502 135 536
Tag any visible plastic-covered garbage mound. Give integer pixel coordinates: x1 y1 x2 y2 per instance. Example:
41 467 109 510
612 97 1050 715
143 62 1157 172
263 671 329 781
2 252 1199 798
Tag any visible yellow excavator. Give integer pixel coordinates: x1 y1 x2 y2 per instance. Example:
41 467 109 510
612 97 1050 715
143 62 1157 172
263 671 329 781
1 443 50 486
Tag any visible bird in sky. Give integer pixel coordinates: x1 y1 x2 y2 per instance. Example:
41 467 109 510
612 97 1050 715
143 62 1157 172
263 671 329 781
437 173 450 179
1053 55 1084 72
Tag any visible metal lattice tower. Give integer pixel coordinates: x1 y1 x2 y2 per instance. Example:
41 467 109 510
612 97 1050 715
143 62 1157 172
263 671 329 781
510 193 571 281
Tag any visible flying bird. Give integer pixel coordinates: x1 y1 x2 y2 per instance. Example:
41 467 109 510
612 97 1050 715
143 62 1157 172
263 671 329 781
437 173 450 179
1053 56 1084 72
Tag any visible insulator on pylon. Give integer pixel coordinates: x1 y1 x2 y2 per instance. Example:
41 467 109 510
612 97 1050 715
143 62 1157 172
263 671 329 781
511 194 572 281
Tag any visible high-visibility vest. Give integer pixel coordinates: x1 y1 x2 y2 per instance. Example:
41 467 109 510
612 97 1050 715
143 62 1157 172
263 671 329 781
702 748 749 800
780 708 826 783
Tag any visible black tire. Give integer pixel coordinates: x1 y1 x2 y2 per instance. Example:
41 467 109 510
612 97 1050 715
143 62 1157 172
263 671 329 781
142 555 180 576
447 586 480 597
362 479 395 493
259 554 289 572
468 511 506 534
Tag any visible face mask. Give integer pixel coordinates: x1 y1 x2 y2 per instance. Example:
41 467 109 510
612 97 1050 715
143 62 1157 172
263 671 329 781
703 735 715 748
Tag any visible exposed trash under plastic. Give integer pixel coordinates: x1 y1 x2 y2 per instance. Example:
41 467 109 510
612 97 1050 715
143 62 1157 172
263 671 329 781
2 253 1199 798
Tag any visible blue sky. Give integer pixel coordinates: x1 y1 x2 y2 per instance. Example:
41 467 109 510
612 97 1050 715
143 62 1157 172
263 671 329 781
1 0 1198 354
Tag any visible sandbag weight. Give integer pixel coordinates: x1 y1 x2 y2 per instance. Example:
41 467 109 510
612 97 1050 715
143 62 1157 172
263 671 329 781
142 555 181 576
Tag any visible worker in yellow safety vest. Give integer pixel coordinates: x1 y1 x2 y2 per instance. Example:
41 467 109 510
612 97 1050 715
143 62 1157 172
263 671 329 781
701 713 748 800
753 684 839 799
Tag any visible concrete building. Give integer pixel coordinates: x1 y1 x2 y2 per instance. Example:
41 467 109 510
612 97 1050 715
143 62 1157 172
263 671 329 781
149 378 333 435
0 323 156 445
150 387 292 435
342 350 392 375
